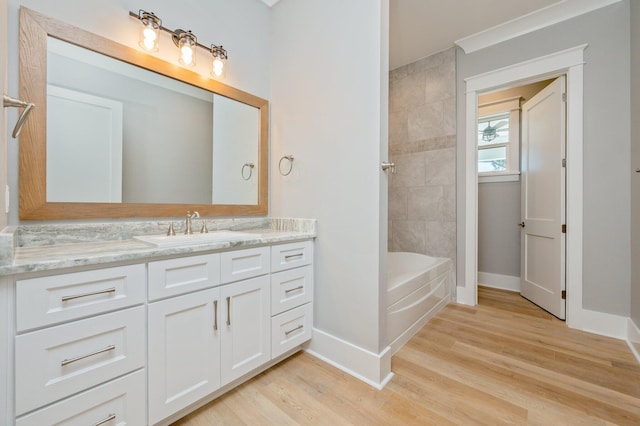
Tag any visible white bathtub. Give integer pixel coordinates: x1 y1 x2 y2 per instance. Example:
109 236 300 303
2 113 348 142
387 252 451 353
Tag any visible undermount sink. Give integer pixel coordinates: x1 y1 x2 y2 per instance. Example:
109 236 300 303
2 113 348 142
134 231 257 247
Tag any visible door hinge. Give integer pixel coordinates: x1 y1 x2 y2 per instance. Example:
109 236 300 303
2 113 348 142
562 158 566 168
562 224 566 234
562 290 566 300
562 93 566 102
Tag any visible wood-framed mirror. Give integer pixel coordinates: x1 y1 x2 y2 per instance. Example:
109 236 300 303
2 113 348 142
18 7 268 220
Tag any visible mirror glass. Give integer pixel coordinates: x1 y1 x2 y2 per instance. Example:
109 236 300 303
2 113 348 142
19 8 268 220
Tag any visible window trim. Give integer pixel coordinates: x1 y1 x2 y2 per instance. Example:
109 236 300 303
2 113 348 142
477 97 521 178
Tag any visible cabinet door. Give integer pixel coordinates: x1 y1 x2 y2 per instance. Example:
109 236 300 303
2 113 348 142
148 288 221 425
220 275 270 386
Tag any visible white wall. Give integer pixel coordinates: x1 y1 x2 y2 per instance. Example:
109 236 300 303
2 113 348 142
0 0 7 229
631 0 640 326
270 0 388 356
457 1 631 316
6 0 271 223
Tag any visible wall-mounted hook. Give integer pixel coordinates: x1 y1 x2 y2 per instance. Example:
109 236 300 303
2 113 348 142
381 161 396 174
3 94 35 138
279 155 294 176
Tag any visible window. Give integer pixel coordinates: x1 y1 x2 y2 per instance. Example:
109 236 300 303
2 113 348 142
477 97 521 182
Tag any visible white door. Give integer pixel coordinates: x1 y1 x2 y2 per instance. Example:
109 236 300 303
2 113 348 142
520 76 566 319
220 275 270 386
148 288 221 425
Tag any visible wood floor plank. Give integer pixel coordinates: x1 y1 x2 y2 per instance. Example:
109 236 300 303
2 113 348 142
172 287 640 425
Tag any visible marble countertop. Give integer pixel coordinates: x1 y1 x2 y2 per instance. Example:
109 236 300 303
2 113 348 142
0 218 316 276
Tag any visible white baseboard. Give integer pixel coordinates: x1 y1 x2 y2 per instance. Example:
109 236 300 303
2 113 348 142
477 272 520 292
456 284 475 306
577 308 628 340
627 318 640 365
305 328 394 390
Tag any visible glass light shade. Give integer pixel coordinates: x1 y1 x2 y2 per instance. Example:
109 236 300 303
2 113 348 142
138 13 160 52
178 32 196 67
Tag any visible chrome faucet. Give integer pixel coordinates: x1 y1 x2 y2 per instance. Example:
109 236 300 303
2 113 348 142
185 211 200 234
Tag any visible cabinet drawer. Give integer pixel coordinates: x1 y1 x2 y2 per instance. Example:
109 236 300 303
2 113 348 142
16 369 145 426
271 241 313 272
271 265 313 316
148 253 220 301
220 246 270 283
271 303 312 359
15 306 145 415
16 264 145 332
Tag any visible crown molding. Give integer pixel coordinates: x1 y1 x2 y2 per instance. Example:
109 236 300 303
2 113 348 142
455 0 623 54
261 0 281 7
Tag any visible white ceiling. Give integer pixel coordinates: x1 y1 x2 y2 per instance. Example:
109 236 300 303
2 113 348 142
389 0 563 69
259 0 570 69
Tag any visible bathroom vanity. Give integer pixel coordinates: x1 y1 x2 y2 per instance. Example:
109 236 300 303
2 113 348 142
0 218 315 425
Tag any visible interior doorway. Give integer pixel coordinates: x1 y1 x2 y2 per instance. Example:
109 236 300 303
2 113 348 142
459 45 587 330
476 77 568 320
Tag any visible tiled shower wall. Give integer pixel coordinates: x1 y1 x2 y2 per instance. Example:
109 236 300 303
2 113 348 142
388 48 456 262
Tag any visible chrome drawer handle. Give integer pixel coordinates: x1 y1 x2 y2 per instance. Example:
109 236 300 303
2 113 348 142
61 345 116 367
284 253 303 260
213 300 218 331
285 285 304 294
226 296 231 326
61 287 116 302
285 324 304 336
92 413 116 426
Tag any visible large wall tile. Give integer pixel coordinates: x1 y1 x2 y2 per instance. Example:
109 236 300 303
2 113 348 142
408 186 443 221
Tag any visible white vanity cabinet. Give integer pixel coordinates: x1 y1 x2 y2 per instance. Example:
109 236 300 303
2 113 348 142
6 238 314 426
12 265 146 424
148 288 221 425
270 241 314 358
147 254 221 424
220 275 271 385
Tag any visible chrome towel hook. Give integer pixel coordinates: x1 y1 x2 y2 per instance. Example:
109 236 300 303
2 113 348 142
3 94 35 138
279 155 294 176
381 161 396 174
241 163 255 180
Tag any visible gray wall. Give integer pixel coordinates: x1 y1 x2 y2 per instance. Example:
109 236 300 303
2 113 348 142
457 1 631 316
388 48 456 262
631 0 640 326
478 181 520 277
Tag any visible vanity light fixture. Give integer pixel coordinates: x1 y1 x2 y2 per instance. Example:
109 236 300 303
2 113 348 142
130 9 228 75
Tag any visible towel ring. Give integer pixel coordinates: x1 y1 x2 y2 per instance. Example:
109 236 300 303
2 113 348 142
241 163 255 180
278 155 294 176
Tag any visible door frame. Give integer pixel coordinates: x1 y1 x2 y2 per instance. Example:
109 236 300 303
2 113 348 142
458 44 586 330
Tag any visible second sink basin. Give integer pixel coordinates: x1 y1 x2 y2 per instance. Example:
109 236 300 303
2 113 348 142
134 230 257 247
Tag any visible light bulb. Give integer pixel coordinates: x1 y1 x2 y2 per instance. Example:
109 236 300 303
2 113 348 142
138 11 160 52
212 57 224 76
178 32 196 66
143 26 157 41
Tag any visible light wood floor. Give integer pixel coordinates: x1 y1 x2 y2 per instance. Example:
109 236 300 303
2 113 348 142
172 287 640 425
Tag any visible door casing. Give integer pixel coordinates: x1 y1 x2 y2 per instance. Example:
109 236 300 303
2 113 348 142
458 44 586 331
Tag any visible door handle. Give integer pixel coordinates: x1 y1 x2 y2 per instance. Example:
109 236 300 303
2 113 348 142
518 222 525 228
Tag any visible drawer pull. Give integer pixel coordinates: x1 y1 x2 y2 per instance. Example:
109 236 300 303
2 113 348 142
61 344 116 367
285 324 304 336
92 413 116 426
285 285 304 294
213 300 218 331
226 296 231 326
61 287 116 302
284 253 304 261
